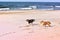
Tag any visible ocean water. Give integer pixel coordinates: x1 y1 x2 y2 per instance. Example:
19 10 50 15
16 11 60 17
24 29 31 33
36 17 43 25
0 2 60 10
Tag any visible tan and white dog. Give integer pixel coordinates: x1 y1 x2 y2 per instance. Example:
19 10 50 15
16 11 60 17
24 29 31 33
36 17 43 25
40 20 51 27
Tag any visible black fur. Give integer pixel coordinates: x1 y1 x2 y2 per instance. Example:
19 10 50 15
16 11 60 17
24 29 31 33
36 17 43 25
26 19 35 24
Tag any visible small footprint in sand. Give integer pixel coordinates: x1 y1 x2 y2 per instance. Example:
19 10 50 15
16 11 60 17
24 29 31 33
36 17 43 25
0 32 16 37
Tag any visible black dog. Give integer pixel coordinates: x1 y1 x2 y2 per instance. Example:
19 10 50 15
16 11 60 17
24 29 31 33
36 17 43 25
26 19 35 24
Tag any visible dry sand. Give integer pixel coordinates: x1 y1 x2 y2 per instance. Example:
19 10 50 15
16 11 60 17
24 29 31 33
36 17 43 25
0 10 60 40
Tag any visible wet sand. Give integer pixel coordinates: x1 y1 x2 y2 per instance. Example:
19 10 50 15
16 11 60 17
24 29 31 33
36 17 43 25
0 10 60 40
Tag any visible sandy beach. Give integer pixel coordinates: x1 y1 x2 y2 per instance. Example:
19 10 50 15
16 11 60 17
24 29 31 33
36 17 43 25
0 10 60 40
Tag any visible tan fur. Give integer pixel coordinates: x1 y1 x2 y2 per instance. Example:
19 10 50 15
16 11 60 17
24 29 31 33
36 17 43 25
40 20 51 27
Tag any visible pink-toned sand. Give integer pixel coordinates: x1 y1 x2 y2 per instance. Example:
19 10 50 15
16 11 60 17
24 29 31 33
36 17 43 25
0 10 60 40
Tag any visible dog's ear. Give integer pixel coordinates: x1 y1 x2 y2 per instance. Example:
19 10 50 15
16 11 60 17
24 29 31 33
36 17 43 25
48 21 51 24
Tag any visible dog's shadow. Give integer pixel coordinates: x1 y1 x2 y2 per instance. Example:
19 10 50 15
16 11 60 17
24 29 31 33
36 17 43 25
19 23 39 28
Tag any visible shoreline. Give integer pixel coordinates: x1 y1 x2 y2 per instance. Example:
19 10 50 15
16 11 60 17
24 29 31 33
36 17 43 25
0 9 59 15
